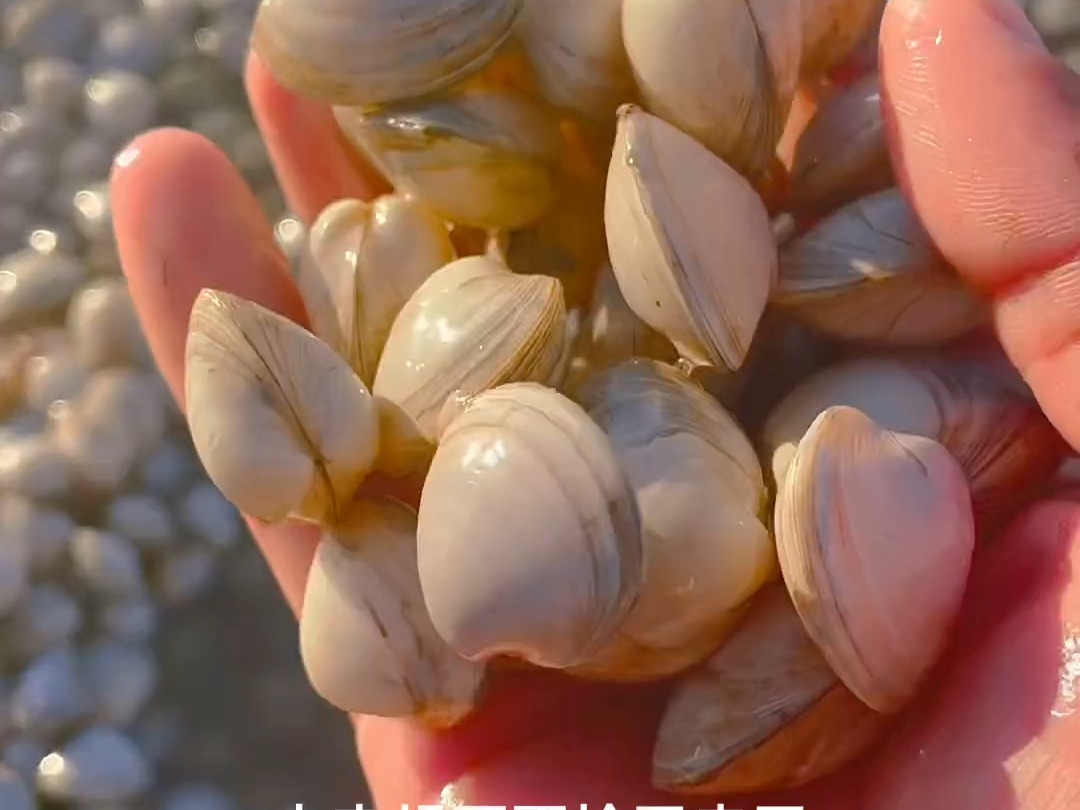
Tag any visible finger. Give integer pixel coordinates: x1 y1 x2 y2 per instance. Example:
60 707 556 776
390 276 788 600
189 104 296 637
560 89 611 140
355 667 858 810
244 52 390 224
111 128 318 613
865 494 1080 807
880 0 1080 450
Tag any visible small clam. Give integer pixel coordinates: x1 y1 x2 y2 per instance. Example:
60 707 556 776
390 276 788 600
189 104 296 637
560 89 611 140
373 255 567 445
53 369 167 494
789 73 892 216
654 587 887 794
776 406 975 712
65 279 151 369
300 497 485 726
800 0 887 78
515 0 635 124
605 106 777 371
571 360 775 680
334 91 564 231
762 357 1068 517
775 188 986 346
622 0 801 181
0 249 86 330
298 194 455 386
417 383 643 668
252 0 523 106
185 289 380 525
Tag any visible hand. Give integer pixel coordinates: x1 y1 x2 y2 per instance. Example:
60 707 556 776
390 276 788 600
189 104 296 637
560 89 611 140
110 0 1080 807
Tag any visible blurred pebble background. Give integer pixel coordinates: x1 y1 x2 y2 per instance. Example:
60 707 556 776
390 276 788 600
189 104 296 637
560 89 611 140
0 0 1072 808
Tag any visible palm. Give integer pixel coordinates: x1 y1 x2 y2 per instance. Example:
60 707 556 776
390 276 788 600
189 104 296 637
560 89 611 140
111 0 1080 807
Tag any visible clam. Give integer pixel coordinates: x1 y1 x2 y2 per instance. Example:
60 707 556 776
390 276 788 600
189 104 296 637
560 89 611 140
775 188 986 346
654 587 887 793
334 91 564 231
252 0 523 107
789 72 892 216
185 289 380 525
300 497 485 727
762 357 1068 517
621 0 801 182
800 0 887 78
776 406 975 712
53 369 167 494
516 0 635 124
372 255 568 445
605 106 777 371
298 194 455 386
570 360 775 680
416 383 643 669
0 250 86 330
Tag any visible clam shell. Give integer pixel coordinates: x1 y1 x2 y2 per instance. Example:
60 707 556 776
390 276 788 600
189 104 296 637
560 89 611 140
372 255 567 444
300 498 485 727
185 289 380 525
789 72 892 215
417 383 643 668
571 359 774 681
298 195 455 386
653 587 887 794
775 188 986 346
622 0 801 181
334 91 563 231
605 106 777 371
776 406 975 712
763 356 1068 517
253 0 522 106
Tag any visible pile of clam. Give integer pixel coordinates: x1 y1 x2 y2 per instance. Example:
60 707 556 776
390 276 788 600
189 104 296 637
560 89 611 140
185 0 1071 794
0 0 267 807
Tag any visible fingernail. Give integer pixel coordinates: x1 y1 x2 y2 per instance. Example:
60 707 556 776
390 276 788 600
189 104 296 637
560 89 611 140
981 0 1046 49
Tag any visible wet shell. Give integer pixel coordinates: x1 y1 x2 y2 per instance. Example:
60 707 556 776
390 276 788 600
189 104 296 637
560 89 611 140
372 255 567 444
417 383 643 669
252 0 522 106
654 587 887 794
605 106 777 371
775 188 985 346
300 497 485 727
622 0 802 181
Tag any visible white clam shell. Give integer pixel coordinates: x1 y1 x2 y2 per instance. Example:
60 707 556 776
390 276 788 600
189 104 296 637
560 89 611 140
417 383 643 668
516 0 635 123
185 289 380 524
335 91 563 231
622 0 801 180
775 406 976 713
763 356 1067 515
572 360 774 680
299 194 455 386
775 188 986 346
253 0 522 105
653 587 886 794
605 106 777 371
300 497 485 726
373 255 567 444
789 72 892 215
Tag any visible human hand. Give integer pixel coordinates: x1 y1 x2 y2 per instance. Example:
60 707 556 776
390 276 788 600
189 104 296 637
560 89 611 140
109 0 1080 807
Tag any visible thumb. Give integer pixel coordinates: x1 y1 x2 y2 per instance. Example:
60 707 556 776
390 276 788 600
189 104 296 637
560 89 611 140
880 0 1080 448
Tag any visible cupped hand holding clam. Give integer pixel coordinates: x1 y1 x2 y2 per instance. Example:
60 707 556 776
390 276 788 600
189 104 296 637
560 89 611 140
118 0 1080 804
